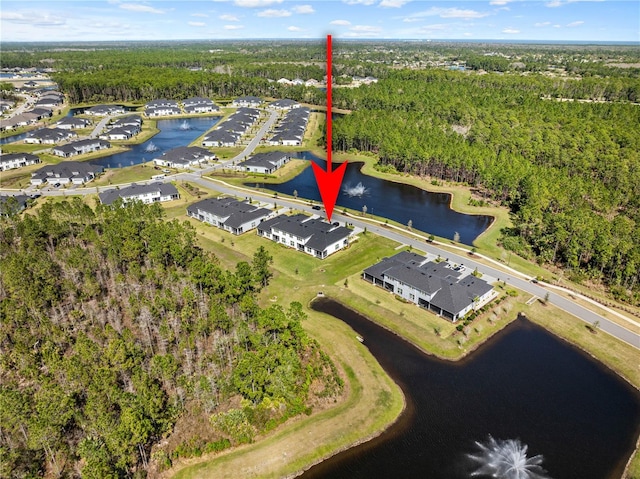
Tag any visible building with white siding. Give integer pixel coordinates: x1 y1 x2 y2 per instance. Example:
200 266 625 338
363 251 495 322
257 214 353 259
99 182 179 205
187 197 273 235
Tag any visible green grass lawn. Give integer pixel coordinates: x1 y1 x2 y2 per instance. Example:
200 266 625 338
92 163 159 186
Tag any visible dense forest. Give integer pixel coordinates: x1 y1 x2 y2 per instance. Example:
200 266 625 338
332 70 640 302
0 199 342 478
52 67 325 105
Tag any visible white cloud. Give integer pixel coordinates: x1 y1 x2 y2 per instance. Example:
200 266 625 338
403 7 490 22
257 9 291 17
547 0 605 6
380 0 410 7
342 0 377 5
418 23 448 31
567 20 584 27
463 32 472 36
502 27 520 33
288 25 303 31
489 0 511 4
188 21 206 27
534 21 551 27
1 11 65 26
350 24 382 32
292 5 315 14
224 24 244 29
330 19 352 25
219 14 240 21
118 3 166 14
191 13 209 17
234 0 283 6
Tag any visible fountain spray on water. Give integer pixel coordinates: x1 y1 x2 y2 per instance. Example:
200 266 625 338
144 141 158 152
468 436 551 479
343 182 368 197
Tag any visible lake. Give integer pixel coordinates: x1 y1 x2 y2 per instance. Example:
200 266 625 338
303 298 640 479
251 151 493 245
91 116 219 168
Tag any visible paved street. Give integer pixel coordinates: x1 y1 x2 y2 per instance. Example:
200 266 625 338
2 107 639 351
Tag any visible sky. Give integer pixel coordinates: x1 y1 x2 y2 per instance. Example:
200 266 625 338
1 0 638 43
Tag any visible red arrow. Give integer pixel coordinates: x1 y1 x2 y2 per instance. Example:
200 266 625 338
312 34 347 222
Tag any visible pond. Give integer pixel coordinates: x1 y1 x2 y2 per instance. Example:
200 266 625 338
91 116 220 169
303 298 640 479
250 151 493 245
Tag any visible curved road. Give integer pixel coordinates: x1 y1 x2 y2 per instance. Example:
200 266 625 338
2 108 639 350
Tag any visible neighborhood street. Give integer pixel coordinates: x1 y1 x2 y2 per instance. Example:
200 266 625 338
2 107 639 351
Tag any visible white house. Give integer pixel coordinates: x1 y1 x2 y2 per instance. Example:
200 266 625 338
232 96 262 108
0 153 40 171
268 99 300 110
183 97 219 114
52 139 111 158
30 161 104 185
56 117 92 130
85 105 125 116
99 182 179 205
153 146 215 168
100 127 134 141
257 214 353 259
202 130 239 147
187 197 273 235
24 128 76 144
362 251 495 322
238 151 289 174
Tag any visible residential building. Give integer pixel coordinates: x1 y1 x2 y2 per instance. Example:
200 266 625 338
99 182 179 205
268 99 300 110
111 115 142 128
30 161 104 185
100 126 138 141
202 130 239 147
257 213 353 259
187 197 272 235
153 146 215 168
56 117 92 130
145 105 181 117
363 251 495 322
24 128 76 144
85 104 125 116
0 153 40 171
145 99 181 117
52 138 111 158
0 194 36 216
238 151 289 174
201 108 259 147
232 96 262 108
183 97 219 114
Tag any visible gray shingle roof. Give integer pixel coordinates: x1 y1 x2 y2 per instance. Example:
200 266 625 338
259 214 351 252
99 182 178 205
239 151 288 170
189 197 271 229
363 251 492 317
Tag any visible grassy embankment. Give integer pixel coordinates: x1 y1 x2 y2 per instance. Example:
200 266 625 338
149 183 639 479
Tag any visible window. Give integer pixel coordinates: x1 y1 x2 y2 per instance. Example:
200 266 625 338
398 288 403 295
409 294 415 301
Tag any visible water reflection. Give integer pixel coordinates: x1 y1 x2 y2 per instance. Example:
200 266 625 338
91 116 219 169
302 299 640 479
253 151 493 245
